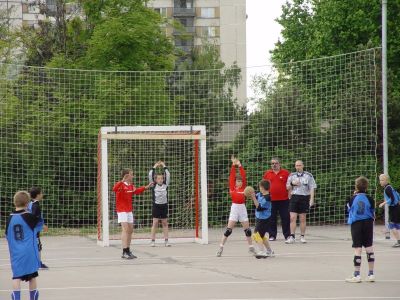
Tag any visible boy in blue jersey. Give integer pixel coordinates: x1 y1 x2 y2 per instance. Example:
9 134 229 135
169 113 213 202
248 180 274 259
6 191 43 300
29 187 48 269
346 176 375 283
378 174 400 247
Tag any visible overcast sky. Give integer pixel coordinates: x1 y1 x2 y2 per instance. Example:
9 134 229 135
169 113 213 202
246 0 287 99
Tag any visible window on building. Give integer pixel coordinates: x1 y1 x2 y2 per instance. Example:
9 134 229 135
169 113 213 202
201 8 215 18
154 7 168 17
176 0 192 9
200 26 217 38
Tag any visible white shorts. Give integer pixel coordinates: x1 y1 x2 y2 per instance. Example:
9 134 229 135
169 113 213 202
117 212 134 224
228 203 249 222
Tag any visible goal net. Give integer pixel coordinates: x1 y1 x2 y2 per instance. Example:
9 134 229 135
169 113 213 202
97 126 208 246
0 48 380 242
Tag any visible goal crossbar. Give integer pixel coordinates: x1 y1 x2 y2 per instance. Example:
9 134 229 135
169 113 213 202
97 125 208 247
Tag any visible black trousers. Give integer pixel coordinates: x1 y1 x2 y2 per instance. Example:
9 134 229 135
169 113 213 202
269 199 290 239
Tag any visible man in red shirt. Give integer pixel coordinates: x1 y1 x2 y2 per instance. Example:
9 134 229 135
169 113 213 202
113 168 152 259
263 157 290 241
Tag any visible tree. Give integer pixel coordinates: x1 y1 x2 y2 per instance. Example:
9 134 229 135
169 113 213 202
272 0 400 164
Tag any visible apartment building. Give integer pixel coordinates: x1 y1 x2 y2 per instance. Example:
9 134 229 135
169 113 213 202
0 0 46 28
148 0 247 105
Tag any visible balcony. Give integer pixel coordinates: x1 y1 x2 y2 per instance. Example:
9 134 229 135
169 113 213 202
173 7 195 16
173 26 195 36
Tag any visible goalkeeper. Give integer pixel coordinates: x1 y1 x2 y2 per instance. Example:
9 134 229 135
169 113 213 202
245 180 274 258
216 156 255 257
149 161 171 247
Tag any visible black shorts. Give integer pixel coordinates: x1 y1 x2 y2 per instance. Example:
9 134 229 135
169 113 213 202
37 236 42 252
13 272 39 281
152 203 168 219
289 195 310 214
389 205 400 223
350 219 374 248
254 218 270 238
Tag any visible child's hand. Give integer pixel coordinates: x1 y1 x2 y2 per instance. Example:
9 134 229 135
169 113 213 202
145 182 154 190
379 202 386 208
43 225 49 233
159 161 166 167
231 155 237 165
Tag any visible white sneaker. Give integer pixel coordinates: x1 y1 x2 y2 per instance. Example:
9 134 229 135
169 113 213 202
255 251 268 259
164 241 171 247
248 246 257 255
300 236 307 243
365 274 375 282
266 249 275 257
392 242 400 248
285 236 295 244
150 241 155 247
345 275 361 283
216 246 223 257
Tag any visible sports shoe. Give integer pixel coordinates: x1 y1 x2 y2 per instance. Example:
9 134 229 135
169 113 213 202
165 241 171 247
365 274 375 282
248 246 257 255
122 251 137 259
285 236 295 244
345 275 361 283
266 249 275 257
150 241 155 247
300 236 307 244
268 236 276 241
216 246 223 257
392 242 400 248
39 262 49 270
255 251 268 259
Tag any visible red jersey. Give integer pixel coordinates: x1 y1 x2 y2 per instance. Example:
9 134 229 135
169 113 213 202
263 169 290 201
229 165 247 204
112 181 146 213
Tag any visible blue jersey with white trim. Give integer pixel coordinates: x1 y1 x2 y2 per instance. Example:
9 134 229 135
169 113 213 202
384 185 400 206
255 193 271 219
347 193 375 225
6 212 42 277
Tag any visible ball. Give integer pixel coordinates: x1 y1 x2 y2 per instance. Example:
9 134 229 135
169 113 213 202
243 186 255 198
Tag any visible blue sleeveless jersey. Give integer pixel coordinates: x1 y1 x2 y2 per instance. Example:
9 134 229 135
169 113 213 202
347 193 374 225
255 193 271 219
6 213 42 277
384 185 400 206
27 201 44 227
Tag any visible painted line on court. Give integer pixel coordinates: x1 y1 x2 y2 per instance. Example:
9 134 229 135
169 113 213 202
1 279 400 293
210 297 400 300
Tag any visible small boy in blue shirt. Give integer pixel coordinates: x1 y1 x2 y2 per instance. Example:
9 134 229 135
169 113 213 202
247 180 274 258
378 174 400 247
346 176 375 283
6 191 43 300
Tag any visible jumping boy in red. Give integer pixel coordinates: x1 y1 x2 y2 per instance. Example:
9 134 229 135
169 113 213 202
216 156 255 257
113 168 152 259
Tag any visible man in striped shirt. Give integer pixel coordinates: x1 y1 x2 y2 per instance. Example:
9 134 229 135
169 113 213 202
286 160 317 244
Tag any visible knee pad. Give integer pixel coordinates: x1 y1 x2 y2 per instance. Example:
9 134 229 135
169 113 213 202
244 228 252 237
353 255 361 267
367 252 375 262
224 228 232 237
252 232 263 243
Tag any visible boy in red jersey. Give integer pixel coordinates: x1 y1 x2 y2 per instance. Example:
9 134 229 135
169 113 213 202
216 156 255 257
113 168 152 259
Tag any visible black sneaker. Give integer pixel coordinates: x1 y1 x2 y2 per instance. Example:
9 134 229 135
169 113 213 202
40 262 49 270
122 251 137 259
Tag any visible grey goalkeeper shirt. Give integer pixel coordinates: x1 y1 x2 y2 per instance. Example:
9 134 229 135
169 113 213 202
286 171 317 196
148 167 170 205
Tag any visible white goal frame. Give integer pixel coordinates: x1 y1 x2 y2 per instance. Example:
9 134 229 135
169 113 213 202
97 125 208 246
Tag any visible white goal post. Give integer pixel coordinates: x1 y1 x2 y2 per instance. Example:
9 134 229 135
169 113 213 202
97 125 208 246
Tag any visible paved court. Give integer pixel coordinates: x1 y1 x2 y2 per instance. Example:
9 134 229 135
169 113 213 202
1 225 399 300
